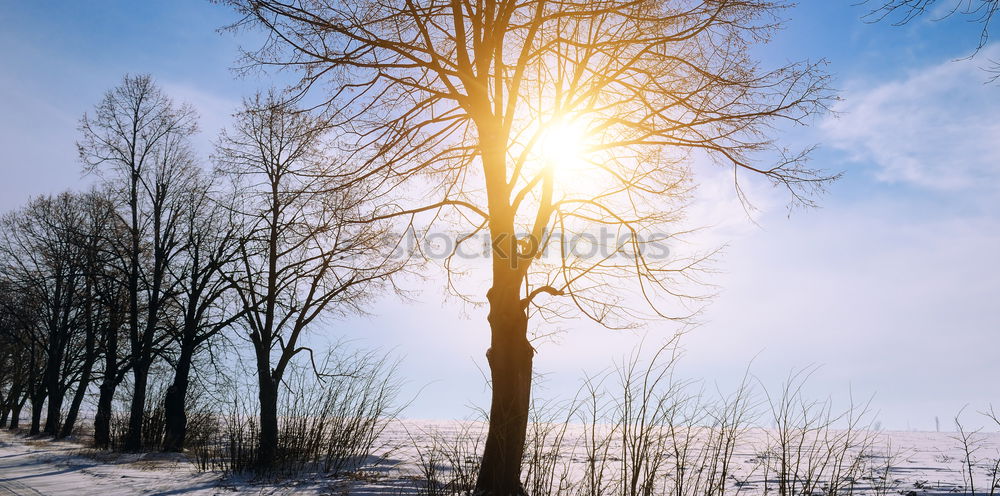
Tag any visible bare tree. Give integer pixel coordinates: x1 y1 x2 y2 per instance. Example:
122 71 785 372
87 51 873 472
215 93 400 469
78 73 200 451
57 189 129 439
90 204 131 449
0 193 92 436
0 191 127 439
160 173 244 452
221 0 834 492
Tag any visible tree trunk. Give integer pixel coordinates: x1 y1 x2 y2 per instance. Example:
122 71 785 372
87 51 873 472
257 371 279 470
29 388 45 435
475 278 533 496
8 393 27 429
43 379 65 436
95 315 122 449
161 344 194 452
123 360 150 451
62 273 98 440
93 380 115 449
42 340 67 436
0 384 16 427
123 173 142 450
59 362 94 438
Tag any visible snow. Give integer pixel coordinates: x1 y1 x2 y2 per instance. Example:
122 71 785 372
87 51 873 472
0 430 324 495
3 422 1000 495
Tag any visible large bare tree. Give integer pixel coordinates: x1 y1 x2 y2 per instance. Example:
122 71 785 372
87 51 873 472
222 1 834 492
78 74 200 451
215 93 400 469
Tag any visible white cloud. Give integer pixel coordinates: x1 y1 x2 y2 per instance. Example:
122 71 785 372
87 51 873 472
823 45 1000 192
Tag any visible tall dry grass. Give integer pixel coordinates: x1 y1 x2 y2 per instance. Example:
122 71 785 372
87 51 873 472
408 341 888 496
191 346 402 478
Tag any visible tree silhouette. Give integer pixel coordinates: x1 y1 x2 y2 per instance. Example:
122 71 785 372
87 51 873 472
160 173 244 452
0 194 89 436
222 0 835 492
78 74 200 451
215 93 400 469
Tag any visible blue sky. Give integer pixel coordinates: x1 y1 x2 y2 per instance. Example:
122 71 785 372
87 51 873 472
1 1 998 430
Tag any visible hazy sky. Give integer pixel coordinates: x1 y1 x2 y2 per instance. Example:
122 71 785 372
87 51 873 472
1 1 997 430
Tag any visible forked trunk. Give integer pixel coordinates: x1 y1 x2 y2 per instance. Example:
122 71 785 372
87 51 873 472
63 295 98 439
476 279 533 496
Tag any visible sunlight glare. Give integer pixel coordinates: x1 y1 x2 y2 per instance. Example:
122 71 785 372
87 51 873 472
539 118 591 174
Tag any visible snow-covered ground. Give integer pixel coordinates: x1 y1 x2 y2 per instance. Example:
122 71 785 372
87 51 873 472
0 429 350 495
2 422 1000 495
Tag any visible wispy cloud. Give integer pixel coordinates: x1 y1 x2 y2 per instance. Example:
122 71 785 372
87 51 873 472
160 80 240 157
822 45 1000 192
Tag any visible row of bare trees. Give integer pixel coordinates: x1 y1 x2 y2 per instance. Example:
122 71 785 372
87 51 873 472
0 75 401 470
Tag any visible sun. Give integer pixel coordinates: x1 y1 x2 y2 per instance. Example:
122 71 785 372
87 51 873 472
539 117 591 174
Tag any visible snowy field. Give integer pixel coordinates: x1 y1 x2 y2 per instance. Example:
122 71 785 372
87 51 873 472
2 421 1000 495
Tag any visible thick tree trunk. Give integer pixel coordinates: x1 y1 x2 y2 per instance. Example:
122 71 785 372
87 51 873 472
93 380 115 449
29 388 45 435
257 372 280 471
475 278 533 496
123 361 150 451
473 130 538 495
95 317 121 449
42 340 68 436
161 344 194 452
42 380 64 436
